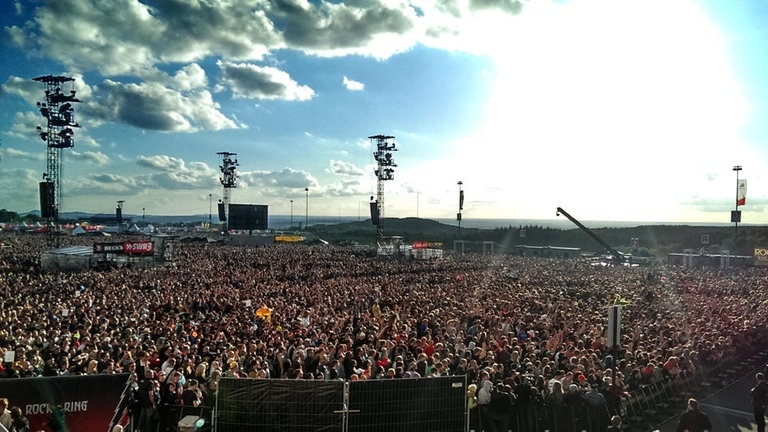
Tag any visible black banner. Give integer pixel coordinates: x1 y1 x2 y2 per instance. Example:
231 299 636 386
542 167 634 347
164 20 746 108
1 373 128 432
93 242 124 254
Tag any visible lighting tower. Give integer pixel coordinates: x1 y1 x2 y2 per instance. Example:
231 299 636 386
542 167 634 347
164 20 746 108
369 134 397 241
217 152 238 231
33 75 81 235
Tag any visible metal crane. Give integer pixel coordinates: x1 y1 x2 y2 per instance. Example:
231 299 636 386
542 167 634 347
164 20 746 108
556 207 627 263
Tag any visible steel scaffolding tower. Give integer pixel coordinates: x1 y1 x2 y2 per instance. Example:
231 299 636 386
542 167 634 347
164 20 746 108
33 75 81 237
217 152 239 231
369 134 397 241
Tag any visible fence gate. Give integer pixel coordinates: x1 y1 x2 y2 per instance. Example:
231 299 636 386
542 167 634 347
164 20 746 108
215 376 467 432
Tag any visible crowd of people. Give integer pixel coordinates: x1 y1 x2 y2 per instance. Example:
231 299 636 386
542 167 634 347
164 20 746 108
1 231 768 431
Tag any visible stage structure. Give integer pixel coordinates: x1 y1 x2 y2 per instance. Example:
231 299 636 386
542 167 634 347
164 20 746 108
369 135 397 242
217 152 239 231
33 75 82 243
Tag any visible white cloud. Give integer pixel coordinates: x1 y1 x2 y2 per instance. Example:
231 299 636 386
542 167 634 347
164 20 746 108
1 147 43 161
85 79 239 131
218 61 315 101
342 76 364 91
70 150 110 165
327 159 366 176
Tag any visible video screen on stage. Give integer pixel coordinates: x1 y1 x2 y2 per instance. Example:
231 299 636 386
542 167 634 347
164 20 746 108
228 204 268 230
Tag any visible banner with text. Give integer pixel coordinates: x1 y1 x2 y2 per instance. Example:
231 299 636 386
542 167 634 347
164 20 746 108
2 373 128 432
755 247 768 266
93 241 154 255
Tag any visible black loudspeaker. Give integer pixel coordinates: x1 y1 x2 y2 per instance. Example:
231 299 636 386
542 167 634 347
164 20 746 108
370 202 380 226
39 182 55 218
115 207 122 224
218 202 227 221
731 210 741 223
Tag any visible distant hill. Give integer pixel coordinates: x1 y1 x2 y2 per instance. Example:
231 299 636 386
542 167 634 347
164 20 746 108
4 209 767 257
306 217 768 258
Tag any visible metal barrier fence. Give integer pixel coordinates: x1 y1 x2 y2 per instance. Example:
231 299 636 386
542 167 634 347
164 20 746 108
127 343 768 432
215 375 467 432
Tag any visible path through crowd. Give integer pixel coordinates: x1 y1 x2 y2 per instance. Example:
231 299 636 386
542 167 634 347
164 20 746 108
656 358 767 432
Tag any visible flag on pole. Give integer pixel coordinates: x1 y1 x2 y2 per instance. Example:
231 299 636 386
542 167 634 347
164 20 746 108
737 179 747 206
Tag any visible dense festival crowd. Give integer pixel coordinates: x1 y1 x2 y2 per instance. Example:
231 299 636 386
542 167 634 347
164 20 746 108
1 231 768 431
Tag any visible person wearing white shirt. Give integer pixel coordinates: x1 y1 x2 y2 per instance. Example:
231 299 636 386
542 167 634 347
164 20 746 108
0 398 11 432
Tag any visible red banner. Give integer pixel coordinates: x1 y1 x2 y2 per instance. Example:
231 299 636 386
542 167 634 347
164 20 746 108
2 374 129 432
123 241 154 254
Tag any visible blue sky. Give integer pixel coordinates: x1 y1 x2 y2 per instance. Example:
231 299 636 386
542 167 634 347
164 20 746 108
1 0 767 224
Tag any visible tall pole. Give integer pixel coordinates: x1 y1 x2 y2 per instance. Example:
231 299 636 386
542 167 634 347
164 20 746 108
290 199 294 229
733 165 742 250
142 207 145 225
208 193 212 228
457 181 463 238
304 188 309 230
417 191 420 219
117 200 124 234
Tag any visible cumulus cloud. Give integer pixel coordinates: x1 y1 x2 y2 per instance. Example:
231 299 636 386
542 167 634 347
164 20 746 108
217 61 315 101
8 0 529 76
138 154 188 171
77 135 102 149
238 167 318 194
70 150 110 165
69 173 144 195
342 76 364 91
134 155 218 190
10 0 277 76
85 79 239 131
327 160 365 176
9 111 46 140
269 0 420 58
170 64 209 91
469 0 524 14
2 0 531 134
1 76 42 105
1 147 43 161
323 177 368 197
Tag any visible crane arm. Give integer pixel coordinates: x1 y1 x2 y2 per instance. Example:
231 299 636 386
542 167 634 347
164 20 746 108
556 207 625 262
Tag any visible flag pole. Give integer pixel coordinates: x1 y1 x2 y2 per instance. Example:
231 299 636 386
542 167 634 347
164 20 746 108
733 165 742 251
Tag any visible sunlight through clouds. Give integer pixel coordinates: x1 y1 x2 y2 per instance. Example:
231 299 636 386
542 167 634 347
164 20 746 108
440 0 756 222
